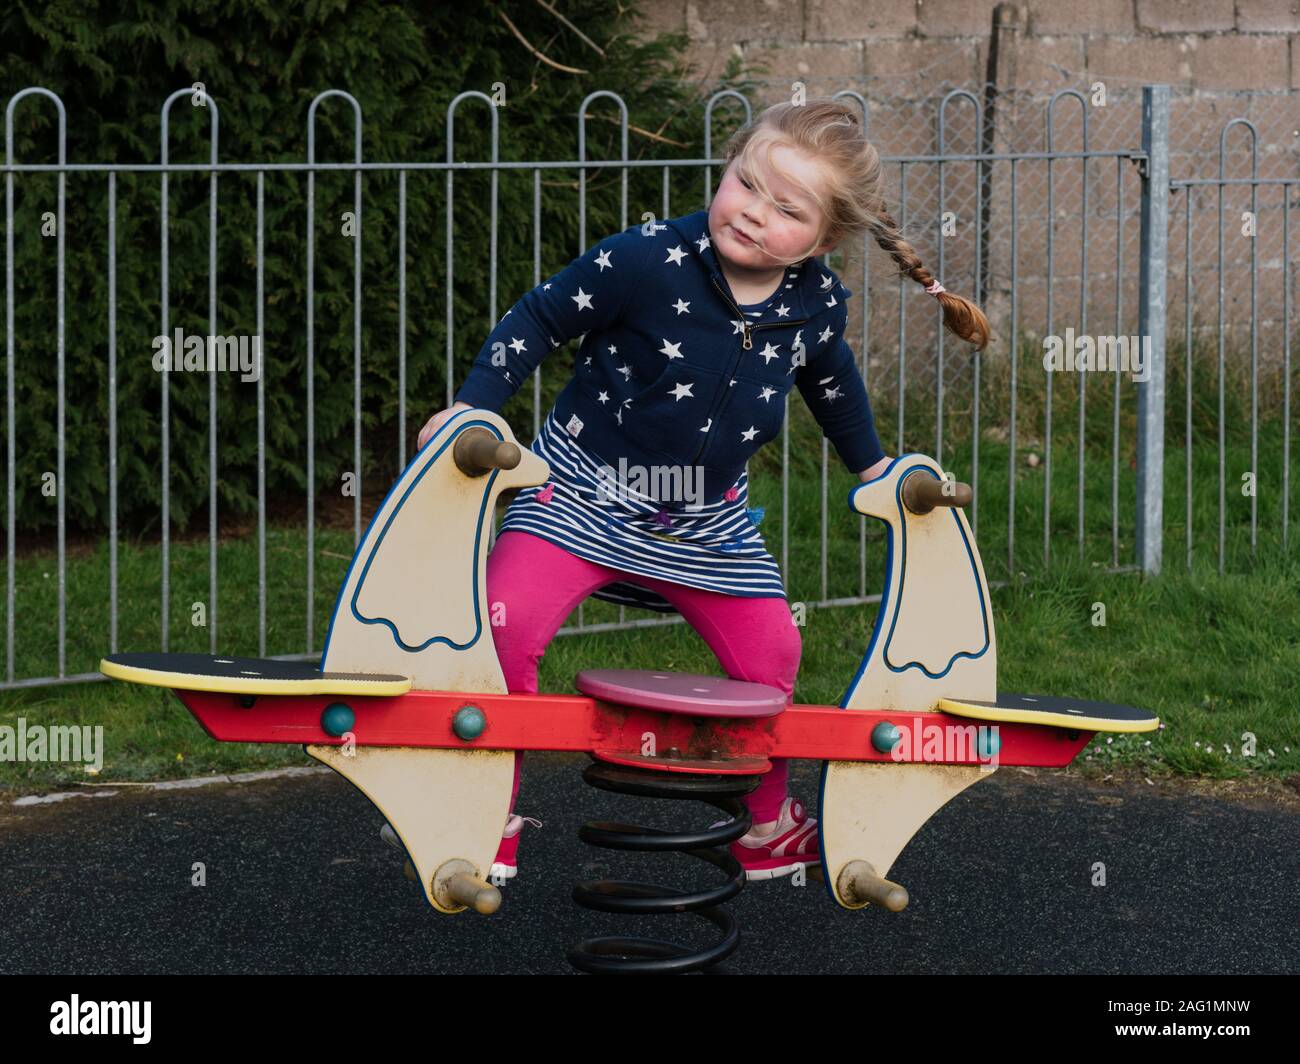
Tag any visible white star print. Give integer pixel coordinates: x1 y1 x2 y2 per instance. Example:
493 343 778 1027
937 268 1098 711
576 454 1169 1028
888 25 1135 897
659 339 684 360
820 273 834 290
543 282 552 290
664 245 687 266
699 418 712 432
821 385 843 401
758 342 780 364
758 386 777 402
572 287 594 311
729 378 737 386
597 391 610 404
694 234 711 254
818 375 834 385
617 363 632 380
584 356 592 365
594 249 613 271
669 381 695 401
672 298 691 315
729 319 746 336
740 426 759 442
825 294 838 308
508 337 527 354
818 326 834 344
607 344 618 355
774 303 791 317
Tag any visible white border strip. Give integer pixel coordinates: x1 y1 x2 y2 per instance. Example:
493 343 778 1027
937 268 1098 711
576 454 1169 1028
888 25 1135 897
10 765 333 806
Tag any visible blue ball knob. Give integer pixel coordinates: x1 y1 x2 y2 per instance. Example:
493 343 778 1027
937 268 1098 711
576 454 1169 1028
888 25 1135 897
453 704 487 741
872 721 901 753
978 728 1001 758
321 702 355 737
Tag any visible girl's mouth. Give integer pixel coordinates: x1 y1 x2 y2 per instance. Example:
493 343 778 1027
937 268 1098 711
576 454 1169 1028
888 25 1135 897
731 225 758 247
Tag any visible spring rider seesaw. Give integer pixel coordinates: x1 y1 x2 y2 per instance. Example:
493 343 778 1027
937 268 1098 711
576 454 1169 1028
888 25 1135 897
100 409 1158 974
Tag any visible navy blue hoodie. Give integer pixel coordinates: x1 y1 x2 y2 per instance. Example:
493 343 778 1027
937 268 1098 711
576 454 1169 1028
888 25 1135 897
454 209 885 505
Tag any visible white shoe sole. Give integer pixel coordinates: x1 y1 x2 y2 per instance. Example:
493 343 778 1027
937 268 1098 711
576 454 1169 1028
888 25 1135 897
744 859 821 881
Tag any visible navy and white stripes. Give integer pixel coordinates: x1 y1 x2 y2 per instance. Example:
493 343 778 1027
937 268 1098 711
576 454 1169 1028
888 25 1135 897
498 410 787 614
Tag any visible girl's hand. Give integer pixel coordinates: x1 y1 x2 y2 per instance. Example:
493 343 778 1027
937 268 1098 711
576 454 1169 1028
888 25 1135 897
859 455 892 481
418 402 473 450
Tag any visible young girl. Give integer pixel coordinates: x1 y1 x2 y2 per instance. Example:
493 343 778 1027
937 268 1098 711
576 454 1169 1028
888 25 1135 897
414 98 990 884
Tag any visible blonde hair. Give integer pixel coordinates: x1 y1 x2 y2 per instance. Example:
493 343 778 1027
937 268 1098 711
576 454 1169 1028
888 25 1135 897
721 98 991 350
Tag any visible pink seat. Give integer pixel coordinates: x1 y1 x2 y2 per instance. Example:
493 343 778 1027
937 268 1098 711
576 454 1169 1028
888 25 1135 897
575 669 787 718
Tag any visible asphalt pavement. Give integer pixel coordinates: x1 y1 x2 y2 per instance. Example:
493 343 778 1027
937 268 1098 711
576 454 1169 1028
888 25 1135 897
1 756 1296 975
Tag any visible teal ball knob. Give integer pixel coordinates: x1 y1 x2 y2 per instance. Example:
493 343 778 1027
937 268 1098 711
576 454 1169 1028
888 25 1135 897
871 721 901 753
978 728 1001 758
321 702 355 737
453 704 487 741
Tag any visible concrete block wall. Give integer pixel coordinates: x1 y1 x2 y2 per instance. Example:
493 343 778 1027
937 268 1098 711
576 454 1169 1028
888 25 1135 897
633 1 1298 400
637 1 1298 96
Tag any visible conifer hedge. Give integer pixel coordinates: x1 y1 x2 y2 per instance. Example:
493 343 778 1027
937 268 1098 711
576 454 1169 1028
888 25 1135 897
1 1 757 534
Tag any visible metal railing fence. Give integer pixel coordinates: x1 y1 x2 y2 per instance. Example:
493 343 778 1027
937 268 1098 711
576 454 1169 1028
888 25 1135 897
1 81 1294 690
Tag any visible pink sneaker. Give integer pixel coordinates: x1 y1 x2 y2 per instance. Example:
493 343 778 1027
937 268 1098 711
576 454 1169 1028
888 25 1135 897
713 797 821 881
489 815 542 882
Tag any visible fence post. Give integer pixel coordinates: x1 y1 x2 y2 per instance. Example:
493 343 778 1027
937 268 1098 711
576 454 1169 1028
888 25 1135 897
1136 84 1169 575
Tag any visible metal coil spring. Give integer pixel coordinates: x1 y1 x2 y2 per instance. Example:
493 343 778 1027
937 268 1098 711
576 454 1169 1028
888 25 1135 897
568 760 762 975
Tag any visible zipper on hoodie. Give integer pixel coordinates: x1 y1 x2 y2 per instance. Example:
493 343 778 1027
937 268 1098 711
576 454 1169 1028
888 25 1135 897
689 275 809 464
710 275 809 350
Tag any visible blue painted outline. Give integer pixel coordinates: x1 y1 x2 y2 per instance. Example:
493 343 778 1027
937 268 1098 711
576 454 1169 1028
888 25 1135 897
819 454 991 906
835 456 991 708
319 412 501 667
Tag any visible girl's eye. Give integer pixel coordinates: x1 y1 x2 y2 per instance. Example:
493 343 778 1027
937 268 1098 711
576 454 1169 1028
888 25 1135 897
739 173 797 216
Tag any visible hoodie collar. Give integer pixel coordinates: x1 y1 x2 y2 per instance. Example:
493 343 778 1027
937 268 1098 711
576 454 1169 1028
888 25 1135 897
667 209 825 323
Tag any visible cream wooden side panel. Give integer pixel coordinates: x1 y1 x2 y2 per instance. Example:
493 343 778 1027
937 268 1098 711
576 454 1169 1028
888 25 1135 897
842 455 997 713
822 760 993 908
306 744 513 913
321 410 549 694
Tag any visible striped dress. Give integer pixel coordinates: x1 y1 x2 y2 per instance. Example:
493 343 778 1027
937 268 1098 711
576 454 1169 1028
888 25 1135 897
497 407 786 614
495 268 804 614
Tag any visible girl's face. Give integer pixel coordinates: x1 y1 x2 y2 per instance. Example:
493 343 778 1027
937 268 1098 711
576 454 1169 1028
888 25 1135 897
709 143 836 273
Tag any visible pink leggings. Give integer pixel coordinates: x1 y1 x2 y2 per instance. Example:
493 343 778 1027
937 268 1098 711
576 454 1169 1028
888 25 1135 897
486 530 802 823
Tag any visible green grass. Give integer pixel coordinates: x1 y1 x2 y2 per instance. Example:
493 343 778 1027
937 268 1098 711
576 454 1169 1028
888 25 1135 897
1 338 1297 792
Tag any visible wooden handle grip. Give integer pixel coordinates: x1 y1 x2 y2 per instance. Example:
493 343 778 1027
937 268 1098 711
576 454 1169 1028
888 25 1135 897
446 872 502 915
837 860 910 912
453 427 521 478
901 471 972 515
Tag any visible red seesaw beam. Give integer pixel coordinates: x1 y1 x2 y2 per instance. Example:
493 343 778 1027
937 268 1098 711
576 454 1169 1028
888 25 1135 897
174 689 1092 769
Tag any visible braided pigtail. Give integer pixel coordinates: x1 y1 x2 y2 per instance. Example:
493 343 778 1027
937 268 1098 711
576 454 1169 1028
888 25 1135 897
870 211 991 350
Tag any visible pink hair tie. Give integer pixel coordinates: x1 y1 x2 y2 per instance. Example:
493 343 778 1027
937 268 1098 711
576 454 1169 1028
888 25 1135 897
924 279 946 296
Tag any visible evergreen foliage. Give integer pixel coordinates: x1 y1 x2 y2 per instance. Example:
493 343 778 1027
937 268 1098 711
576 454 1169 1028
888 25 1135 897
1 1 758 533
